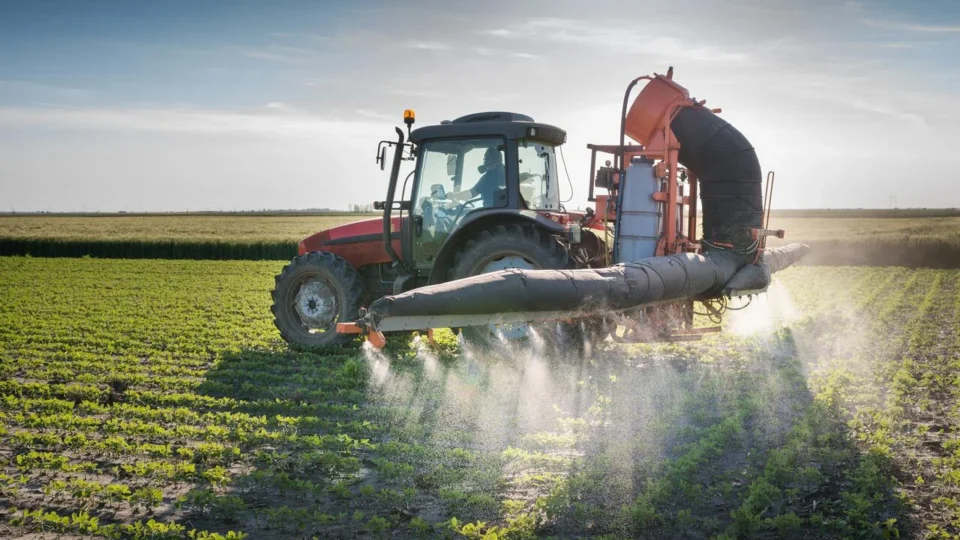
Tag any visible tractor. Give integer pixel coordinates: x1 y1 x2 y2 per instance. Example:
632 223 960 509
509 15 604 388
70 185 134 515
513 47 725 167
271 110 603 347
272 68 803 350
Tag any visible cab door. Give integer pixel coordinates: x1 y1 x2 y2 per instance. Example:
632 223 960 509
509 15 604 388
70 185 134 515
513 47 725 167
408 137 505 271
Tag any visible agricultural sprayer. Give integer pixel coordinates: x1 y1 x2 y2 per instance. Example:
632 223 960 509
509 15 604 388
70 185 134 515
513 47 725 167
271 67 809 352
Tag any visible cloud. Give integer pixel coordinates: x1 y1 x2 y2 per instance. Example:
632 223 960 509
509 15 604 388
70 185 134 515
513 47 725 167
471 46 538 59
862 18 960 33
482 17 749 64
354 109 396 122
0 106 383 140
268 31 336 42
302 76 346 88
405 41 451 50
384 88 445 99
480 29 516 37
848 98 928 127
872 42 916 49
231 44 317 64
0 79 93 100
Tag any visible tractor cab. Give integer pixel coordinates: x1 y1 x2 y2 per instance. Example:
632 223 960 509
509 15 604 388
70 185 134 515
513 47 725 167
402 112 566 271
377 111 573 279
274 110 586 347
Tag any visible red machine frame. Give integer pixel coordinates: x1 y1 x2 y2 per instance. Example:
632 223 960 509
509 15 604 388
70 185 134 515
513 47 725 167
579 68 716 342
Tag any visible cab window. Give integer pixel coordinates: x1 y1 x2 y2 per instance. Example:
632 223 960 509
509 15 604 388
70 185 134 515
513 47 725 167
517 140 560 210
411 138 506 268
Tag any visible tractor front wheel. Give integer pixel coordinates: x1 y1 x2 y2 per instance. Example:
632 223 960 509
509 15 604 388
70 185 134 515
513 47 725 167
450 224 569 348
271 252 365 347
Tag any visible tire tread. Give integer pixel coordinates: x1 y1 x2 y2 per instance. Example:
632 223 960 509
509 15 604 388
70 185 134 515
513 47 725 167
270 251 365 347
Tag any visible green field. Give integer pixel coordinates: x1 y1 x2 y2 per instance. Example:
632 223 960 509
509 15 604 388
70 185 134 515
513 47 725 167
1 211 958 266
2 257 958 538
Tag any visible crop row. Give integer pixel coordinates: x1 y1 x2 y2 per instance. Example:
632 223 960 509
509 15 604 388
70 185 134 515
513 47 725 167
780 266 960 537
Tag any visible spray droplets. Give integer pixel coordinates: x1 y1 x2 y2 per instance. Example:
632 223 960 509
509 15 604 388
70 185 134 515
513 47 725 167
361 340 391 386
727 279 802 336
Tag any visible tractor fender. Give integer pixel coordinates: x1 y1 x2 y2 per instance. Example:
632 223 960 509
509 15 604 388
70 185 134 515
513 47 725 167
427 209 566 285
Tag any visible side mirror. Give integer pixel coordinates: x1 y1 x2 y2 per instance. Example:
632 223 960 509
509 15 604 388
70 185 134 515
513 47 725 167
379 146 387 171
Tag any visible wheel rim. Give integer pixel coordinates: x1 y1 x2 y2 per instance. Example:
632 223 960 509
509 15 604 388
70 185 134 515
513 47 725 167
292 278 339 333
479 254 536 341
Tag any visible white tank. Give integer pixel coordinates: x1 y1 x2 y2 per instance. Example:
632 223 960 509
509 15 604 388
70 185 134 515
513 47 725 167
614 158 661 263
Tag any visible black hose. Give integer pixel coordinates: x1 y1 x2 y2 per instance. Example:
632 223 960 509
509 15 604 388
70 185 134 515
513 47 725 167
367 245 809 321
670 106 763 255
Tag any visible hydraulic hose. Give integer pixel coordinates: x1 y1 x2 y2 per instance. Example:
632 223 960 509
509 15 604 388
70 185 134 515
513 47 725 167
618 76 649 172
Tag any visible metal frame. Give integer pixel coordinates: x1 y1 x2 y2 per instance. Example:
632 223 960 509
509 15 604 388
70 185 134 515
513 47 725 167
580 68 712 340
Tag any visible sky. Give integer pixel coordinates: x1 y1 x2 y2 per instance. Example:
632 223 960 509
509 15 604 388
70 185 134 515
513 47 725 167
0 0 958 212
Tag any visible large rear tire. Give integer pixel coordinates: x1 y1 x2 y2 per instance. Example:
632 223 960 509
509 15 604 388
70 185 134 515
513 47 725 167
271 252 365 347
450 224 570 348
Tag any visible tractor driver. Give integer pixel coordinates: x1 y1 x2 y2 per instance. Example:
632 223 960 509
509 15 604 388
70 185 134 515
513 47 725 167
448 145 505 208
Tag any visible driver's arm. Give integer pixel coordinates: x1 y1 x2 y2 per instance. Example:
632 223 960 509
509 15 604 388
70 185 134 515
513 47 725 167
448 186 477 202
451 169 499 202
449 175 487 201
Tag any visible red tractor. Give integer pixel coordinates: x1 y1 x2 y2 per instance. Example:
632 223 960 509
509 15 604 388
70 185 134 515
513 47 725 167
271 110 604 347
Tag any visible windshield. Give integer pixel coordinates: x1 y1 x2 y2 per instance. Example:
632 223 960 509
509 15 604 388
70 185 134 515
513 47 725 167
517 140 561 210
410 137 506 269
415 138 507 209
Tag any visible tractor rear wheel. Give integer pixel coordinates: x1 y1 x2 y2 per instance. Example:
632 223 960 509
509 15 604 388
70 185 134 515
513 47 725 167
450 224 570 348
271 252 365 347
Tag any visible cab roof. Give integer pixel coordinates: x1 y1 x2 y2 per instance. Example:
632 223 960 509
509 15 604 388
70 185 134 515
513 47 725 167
409 111 566 146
